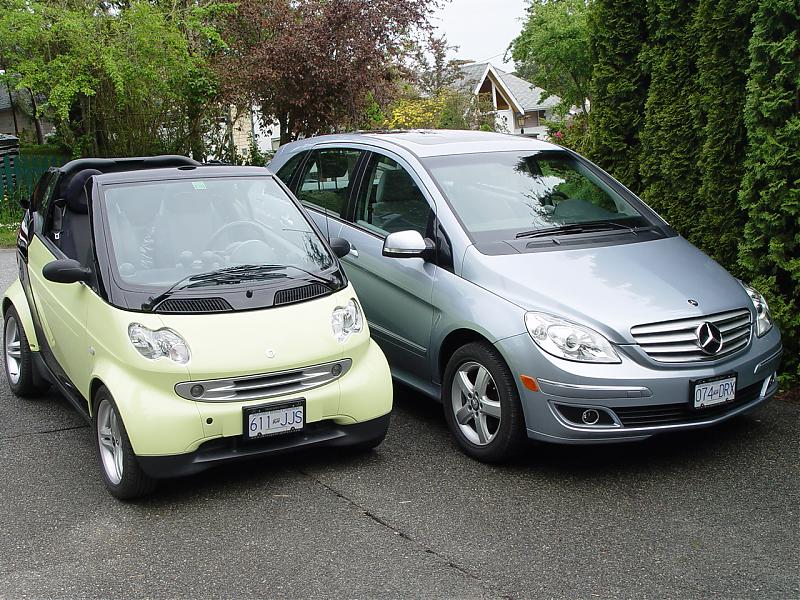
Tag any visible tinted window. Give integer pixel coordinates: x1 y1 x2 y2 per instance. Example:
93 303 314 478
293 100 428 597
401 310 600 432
297 149 362 216
354 154 432 237
423 150 648 242
275 151 307 188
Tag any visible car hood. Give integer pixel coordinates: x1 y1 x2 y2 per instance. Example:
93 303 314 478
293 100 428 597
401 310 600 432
461 236 753 344
153 286 360 380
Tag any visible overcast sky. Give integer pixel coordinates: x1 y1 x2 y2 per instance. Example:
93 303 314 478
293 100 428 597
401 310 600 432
432 0 529 71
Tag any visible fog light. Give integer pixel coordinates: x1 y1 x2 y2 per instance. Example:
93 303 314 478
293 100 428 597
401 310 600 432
190 384 204 398
581 409 600 425
331 363 342 376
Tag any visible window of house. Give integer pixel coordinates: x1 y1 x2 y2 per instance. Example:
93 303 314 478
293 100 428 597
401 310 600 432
354 154 432 237
297 149 363 216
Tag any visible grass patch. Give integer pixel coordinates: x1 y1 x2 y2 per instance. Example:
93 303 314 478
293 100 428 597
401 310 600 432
0 224 18 248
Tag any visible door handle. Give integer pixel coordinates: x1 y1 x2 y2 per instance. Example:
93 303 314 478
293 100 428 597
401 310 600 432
349 243 359 258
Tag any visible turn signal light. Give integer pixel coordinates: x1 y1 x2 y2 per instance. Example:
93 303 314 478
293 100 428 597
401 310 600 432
520 375 539 392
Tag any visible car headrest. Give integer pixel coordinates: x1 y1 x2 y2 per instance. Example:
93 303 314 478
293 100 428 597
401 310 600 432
377 169 422 204
318 153 349 179
64 169 102 214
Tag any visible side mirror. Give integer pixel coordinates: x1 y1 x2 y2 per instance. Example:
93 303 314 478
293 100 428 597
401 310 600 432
42 259 91 284
329 237 351 258
382 230 435 260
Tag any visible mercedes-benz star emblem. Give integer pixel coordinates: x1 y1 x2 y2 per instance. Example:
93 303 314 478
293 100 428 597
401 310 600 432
695 322 723 355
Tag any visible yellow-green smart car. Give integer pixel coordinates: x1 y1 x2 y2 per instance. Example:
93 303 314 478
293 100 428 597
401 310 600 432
3 156 392 499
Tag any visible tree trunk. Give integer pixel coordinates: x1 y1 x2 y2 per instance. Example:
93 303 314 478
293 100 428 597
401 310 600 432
5 80 19 137
26 88 44 144
278 113 292 146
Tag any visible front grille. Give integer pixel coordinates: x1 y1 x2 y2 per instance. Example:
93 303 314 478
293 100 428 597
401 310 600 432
274 284 330 306
175 359 352 402
631 308 752 363
156 297 233 313
613 381 762 427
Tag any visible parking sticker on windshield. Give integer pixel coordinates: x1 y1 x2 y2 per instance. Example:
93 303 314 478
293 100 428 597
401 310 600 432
192 181 207 190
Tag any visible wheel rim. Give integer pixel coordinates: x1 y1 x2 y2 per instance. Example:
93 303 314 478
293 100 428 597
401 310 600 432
4 316 21 385
97 399 124 485
451 361 502 446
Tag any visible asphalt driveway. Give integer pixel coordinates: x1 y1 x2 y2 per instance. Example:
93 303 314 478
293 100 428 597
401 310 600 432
0 248 797 599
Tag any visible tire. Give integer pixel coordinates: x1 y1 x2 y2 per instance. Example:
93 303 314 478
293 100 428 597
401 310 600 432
442 341 527 462
93 387 156 500
3 305 48 398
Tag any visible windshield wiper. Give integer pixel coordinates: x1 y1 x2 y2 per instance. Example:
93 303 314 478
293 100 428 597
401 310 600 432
142 264 337 311
515 221 643 239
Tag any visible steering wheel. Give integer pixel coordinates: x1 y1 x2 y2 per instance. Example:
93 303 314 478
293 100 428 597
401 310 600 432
205 220 273 251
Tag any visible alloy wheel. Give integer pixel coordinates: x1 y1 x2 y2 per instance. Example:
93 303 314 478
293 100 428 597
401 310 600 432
96 399 124 485
4 315 21 385
450 361 502 446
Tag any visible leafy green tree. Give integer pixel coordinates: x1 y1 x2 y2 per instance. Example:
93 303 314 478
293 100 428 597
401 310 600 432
638 0 700 237
737 0 800 384
509 0 591 114
587 0 648 192
0 0 226 157
691 0 755 268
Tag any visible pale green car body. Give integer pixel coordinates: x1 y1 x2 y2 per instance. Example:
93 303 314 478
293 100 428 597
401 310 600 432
3 159 392 496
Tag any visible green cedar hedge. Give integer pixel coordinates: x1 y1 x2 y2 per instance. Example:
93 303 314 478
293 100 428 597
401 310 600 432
737 0 800 384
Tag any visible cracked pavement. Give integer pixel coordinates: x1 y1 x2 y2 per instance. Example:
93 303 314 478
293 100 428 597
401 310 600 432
0 249 797 599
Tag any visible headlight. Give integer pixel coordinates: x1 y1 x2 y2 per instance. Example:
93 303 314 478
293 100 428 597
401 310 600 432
128 323 190 364
332 299 363 343
525 312 620 363
742 283 773 337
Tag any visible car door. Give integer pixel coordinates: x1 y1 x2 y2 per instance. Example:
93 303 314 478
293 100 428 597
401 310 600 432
25 172 93 397
291 147 366 240
338 150 437 389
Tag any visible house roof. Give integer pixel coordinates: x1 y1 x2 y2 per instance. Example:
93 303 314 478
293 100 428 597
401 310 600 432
453 62 561 114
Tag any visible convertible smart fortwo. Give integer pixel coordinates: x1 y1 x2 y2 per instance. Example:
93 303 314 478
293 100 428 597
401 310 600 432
3 156 392 499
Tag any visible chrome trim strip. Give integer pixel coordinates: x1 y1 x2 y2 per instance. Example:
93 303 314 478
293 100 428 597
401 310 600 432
754 347 782 374
537 378 652 399
368 321 427 355
175 359 352 402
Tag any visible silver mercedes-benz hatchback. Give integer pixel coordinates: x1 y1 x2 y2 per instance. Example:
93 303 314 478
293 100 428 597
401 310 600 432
270 130 782 461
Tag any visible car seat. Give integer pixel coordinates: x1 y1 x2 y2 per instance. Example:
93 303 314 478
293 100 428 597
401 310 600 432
59 168 102 265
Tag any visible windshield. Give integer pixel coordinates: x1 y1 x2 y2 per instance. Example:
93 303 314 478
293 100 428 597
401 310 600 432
102 176 335 289
422 150 650 242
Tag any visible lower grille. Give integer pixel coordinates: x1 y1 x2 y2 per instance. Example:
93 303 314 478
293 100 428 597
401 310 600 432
175 359 352 402
613 381 763 427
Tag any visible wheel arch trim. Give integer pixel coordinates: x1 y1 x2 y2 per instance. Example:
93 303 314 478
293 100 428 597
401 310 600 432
3 280 40 351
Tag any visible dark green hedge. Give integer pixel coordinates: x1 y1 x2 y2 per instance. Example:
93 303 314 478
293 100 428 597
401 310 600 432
588 0 800 385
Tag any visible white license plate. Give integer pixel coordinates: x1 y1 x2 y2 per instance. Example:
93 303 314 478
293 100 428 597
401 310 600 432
692 375 737 409
245 402 304 439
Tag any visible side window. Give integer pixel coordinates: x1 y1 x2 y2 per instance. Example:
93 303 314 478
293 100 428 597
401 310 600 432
296 148 362 216
275 151 307 189
354 154 433 237
32 171 59 234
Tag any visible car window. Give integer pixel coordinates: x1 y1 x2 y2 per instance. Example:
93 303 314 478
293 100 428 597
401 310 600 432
297 149 362 216
275 151 307 188
422 150 648 243
101 176 334 289
354 154 432 237
33 171 59 234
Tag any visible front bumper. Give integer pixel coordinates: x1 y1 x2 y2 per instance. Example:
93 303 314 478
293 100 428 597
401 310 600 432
495 328 783 444
138 413 391 479
112 339 392 458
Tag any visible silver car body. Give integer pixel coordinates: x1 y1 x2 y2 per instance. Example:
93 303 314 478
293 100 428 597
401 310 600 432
270 130 782 443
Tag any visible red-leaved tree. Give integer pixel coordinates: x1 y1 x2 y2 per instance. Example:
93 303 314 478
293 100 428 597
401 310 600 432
217 0 437 144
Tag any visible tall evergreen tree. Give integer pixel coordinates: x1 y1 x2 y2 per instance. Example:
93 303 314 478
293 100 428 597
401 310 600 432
738 0 800 384
588 0 648 192
692 0 754 268
638 0 701 236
